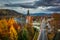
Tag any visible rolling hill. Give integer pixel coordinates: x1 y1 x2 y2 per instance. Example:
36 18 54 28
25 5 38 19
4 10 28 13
0 9 24 17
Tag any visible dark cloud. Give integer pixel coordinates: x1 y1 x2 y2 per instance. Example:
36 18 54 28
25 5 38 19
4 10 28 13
4 0 60 8
5 3 37 8
4 0 60 9
34 0 60 6
47 7 60 12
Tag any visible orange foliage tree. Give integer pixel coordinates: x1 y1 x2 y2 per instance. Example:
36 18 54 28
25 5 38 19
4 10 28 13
52 13 60 29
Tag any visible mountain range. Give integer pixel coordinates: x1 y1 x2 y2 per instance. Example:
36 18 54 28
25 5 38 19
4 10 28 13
24 13 52 16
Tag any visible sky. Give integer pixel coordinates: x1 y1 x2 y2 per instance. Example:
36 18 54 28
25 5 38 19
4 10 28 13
0 0 60 14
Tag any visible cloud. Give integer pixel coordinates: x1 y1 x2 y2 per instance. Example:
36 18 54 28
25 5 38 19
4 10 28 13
0 0 36 8
0 4 5 6
0 0 35 4
3 0 60 9
0 6 60 14
29 6 55 13
5 3 37 8
34 0 60 6
0 0 60 14
0 6 52 14
47 6 60 12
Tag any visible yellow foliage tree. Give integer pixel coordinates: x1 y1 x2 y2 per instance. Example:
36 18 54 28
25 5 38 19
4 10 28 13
8 18 16 26
9 25 18 40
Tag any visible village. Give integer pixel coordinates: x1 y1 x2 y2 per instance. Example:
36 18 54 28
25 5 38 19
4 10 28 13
0 9 60 40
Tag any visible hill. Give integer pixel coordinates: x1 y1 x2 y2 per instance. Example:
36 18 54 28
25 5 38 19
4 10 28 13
0 9 24 17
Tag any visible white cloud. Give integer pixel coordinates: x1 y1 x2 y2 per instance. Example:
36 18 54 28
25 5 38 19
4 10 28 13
0 0 35 4
28 6 54 13
0 6 59 14
0 4 5 6
13 0 35 3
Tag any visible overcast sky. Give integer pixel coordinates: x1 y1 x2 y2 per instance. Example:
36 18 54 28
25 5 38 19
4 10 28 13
0 0 60 14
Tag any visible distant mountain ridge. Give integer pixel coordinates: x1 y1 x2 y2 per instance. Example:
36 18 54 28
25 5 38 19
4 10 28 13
24 13 52 16
31 13 51 16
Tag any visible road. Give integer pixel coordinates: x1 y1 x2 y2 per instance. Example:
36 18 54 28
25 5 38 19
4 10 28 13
37 18 52 40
